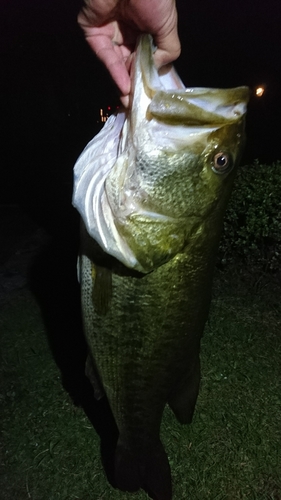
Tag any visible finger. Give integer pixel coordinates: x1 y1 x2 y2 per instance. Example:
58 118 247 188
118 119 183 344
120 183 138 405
77 1 114 27
120 94 130 107
153 28 181 68
84 32 131 97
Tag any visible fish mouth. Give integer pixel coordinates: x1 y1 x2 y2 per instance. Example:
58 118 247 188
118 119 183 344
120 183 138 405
133 34 249 129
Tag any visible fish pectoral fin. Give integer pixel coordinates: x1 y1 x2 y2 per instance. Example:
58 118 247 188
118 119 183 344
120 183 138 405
92 264 112 316
115 439 172 500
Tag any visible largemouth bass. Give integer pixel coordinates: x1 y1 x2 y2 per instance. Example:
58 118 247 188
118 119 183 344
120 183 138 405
73 34 248 500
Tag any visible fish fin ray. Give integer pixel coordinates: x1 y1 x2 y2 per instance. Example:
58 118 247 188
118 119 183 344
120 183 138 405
92 264 112 315
168 358 201 424
85 352 105 400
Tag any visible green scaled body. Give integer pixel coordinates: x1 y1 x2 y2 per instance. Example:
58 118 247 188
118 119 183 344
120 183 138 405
73 35 249 500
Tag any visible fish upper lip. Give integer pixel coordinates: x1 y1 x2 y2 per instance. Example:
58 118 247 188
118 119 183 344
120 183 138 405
147 91 248 127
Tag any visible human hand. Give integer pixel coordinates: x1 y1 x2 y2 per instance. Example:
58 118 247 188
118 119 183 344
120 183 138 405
78 0 181 107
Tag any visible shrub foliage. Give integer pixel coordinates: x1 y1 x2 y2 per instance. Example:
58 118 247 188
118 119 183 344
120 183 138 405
219 160 281 272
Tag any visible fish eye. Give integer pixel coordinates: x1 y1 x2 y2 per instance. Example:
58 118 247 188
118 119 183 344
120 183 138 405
211 152 233 175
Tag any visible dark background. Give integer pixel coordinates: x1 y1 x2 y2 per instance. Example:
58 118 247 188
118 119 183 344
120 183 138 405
1 0 281 215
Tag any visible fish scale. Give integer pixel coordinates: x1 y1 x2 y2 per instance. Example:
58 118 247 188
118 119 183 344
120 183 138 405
73 34 249 499
136 150 199 216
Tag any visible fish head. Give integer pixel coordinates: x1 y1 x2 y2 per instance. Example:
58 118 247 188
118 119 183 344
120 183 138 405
104 37 249 272
134 86 248 218
73 35 249 274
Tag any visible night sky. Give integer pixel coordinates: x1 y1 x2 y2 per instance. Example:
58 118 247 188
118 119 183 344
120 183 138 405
1 0 281 212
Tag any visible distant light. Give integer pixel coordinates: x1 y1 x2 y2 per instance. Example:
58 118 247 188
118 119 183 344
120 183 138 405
255 86 265 97
107 106 111 110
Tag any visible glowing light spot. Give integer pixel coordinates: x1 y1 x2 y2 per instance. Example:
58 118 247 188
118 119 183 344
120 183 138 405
255 86 265 97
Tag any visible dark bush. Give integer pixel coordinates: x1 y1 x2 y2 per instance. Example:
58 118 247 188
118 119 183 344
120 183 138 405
219 160 281 272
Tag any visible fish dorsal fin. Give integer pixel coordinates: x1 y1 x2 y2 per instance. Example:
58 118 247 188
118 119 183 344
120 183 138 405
92 264 112 316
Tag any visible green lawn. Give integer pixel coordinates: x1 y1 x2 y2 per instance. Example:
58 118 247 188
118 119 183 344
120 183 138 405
1 268 280 500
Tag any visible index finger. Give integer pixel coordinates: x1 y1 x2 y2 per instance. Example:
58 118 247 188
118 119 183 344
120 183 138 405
87 31 132 97
153 28 181 68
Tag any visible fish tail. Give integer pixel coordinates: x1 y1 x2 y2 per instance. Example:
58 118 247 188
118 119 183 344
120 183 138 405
115 438 172 500
114 442 140 492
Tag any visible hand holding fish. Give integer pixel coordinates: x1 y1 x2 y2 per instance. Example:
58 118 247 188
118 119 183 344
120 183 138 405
78 0 181 106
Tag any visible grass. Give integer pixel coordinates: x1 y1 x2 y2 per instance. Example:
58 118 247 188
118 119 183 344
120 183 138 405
1 264 281 500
